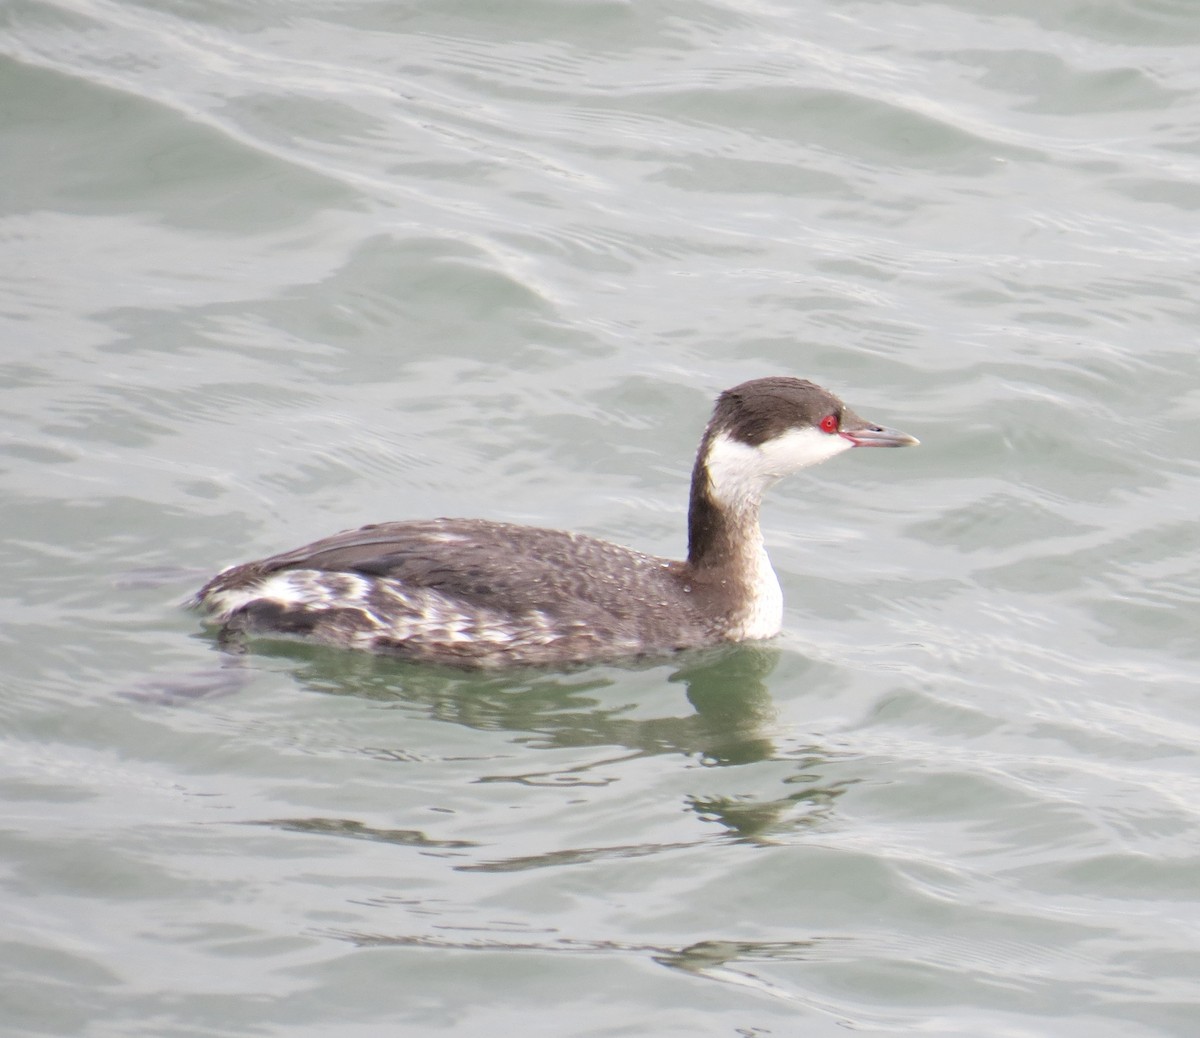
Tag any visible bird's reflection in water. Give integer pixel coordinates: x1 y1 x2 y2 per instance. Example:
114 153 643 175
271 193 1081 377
173 634 853 845
238 637 785 765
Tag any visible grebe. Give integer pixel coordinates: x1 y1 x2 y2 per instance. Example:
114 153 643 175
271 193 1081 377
194 377 918 668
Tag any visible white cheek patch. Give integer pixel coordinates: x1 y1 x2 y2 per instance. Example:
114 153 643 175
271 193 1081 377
704 427 851 509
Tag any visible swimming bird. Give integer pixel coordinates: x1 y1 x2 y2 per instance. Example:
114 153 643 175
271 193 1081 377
194 377 917 668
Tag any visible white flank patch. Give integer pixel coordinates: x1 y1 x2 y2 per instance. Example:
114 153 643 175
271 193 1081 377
202 568 565 657
704 427 852 512
203 570 372 622
200 585 265 620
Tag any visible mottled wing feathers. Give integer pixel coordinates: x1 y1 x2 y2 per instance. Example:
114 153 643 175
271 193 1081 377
194 517 714 666
203 518 683 619
251 520 580 607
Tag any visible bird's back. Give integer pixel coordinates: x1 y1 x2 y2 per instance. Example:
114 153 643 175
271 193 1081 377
195 518 718 667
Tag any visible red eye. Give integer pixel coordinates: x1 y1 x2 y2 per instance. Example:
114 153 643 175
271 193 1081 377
819 413 839 434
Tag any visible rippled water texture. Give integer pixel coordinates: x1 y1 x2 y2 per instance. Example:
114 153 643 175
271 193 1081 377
3 0 1200 1034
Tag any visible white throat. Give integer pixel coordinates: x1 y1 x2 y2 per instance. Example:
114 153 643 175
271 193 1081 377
729 535 783 640
703 426 852 513
696 426 850 641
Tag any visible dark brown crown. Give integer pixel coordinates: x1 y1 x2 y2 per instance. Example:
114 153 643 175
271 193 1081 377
708 377 846 446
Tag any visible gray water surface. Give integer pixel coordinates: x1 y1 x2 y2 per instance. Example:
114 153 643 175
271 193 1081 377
3 1 1200 1035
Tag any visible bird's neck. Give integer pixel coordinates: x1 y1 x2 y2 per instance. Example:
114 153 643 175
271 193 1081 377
685 438 783 639
686 448 767 573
